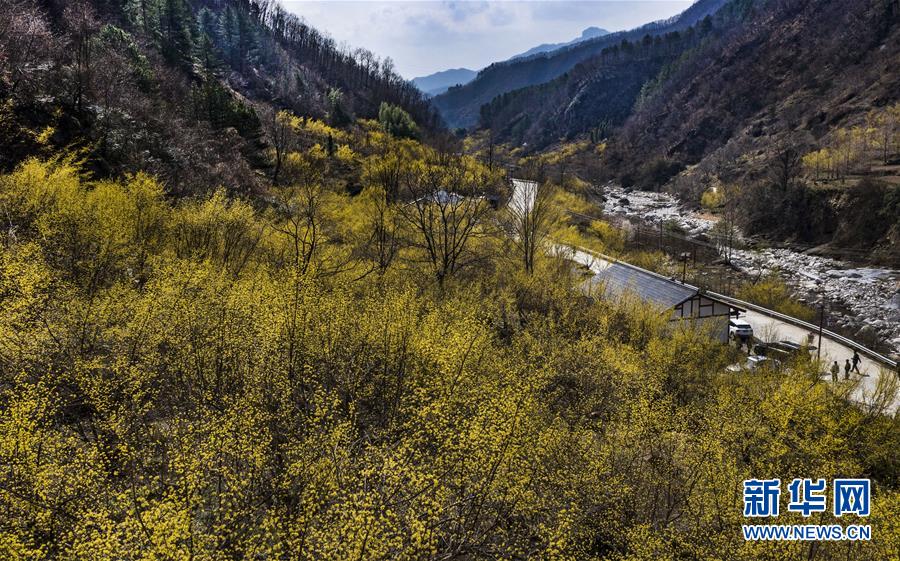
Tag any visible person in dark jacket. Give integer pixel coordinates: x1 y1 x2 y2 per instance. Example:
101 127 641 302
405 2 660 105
844 359 852 380
851 350 861 374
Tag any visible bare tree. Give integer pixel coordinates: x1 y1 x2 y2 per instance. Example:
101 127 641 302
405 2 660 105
504 179 557 274
0 0 53 98
94 37 137 154
431 130 462 166
265 109 298 185
711 183 741 264
398 159 494 287
362 187 400 275
64 1 100 115
273 181 322 276
769 143 803 192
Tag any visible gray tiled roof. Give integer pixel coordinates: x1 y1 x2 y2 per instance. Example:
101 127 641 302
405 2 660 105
593 263 696 309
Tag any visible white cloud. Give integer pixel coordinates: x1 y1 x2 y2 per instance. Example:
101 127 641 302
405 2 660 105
282 1 693 78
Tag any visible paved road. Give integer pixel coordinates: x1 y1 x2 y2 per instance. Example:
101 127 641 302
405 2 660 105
740 308 898 411
511 178 899 412
560 245 900 413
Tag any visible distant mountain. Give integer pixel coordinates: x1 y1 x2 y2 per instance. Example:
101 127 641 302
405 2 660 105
432 0 731 129
510 26 610 60
413 27 608 98
412 68 478 97
480 20 719 150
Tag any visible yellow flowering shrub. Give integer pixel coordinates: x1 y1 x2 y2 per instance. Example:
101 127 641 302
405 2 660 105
0 158 895 560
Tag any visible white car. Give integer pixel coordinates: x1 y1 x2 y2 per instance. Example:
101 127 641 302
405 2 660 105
729 318 754 340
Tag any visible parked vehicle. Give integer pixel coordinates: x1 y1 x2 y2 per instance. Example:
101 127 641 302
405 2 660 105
726 355 778 373
754 340 817 362
729 318 754 340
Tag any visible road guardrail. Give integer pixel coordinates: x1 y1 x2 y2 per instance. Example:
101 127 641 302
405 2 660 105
707 290 897 371
564 243 898 371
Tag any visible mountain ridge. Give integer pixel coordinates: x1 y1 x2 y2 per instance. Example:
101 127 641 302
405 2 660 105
432 0 731 129
411 26 612 98
509 26 610 61
411 68 478 97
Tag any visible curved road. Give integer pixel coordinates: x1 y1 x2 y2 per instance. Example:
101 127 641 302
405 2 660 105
740 308 898 410
562 244 899 412
511 178 898 412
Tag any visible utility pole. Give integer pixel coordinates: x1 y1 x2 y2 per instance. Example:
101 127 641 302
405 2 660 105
680 252 691 283
805 275 825 364
817 302 824 363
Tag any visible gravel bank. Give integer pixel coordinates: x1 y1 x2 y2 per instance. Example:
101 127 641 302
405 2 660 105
600 184 900 354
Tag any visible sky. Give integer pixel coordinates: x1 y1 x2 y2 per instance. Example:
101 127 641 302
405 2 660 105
282 1 694 79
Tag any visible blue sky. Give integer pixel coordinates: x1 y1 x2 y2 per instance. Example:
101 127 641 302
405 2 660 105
283 1 694 78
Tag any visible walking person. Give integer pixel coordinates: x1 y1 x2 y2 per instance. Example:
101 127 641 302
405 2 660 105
851 350 861 374
831 361 839 383
844 359 852 380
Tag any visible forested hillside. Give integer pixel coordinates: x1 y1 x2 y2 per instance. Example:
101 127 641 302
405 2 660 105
473 0 900 259
432 0 729 129
0 0 438 193
604 0 900 256
479 13 725 149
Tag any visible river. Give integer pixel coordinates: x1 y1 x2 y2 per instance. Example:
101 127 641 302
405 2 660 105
600 184 900 355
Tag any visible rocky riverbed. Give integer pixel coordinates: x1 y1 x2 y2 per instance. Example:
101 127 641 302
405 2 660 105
603 185 714 237
730 249 900 352
601 184 900 354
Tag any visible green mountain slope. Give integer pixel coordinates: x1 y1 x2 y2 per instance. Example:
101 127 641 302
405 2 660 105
432 0 730 129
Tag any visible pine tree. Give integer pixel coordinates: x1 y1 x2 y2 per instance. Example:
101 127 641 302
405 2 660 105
160 0 193 67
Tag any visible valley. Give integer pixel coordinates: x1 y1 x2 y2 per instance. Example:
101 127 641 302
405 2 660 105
599 183 900 354
1 0 899 559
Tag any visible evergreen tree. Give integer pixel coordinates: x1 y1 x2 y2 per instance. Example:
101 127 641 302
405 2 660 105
160 0 193 67
378 102 418 139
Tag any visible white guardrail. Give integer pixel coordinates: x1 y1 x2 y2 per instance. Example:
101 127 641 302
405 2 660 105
567 243 899 371
707 290 897 371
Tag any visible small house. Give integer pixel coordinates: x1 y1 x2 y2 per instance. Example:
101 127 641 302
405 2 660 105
590 259 743 342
